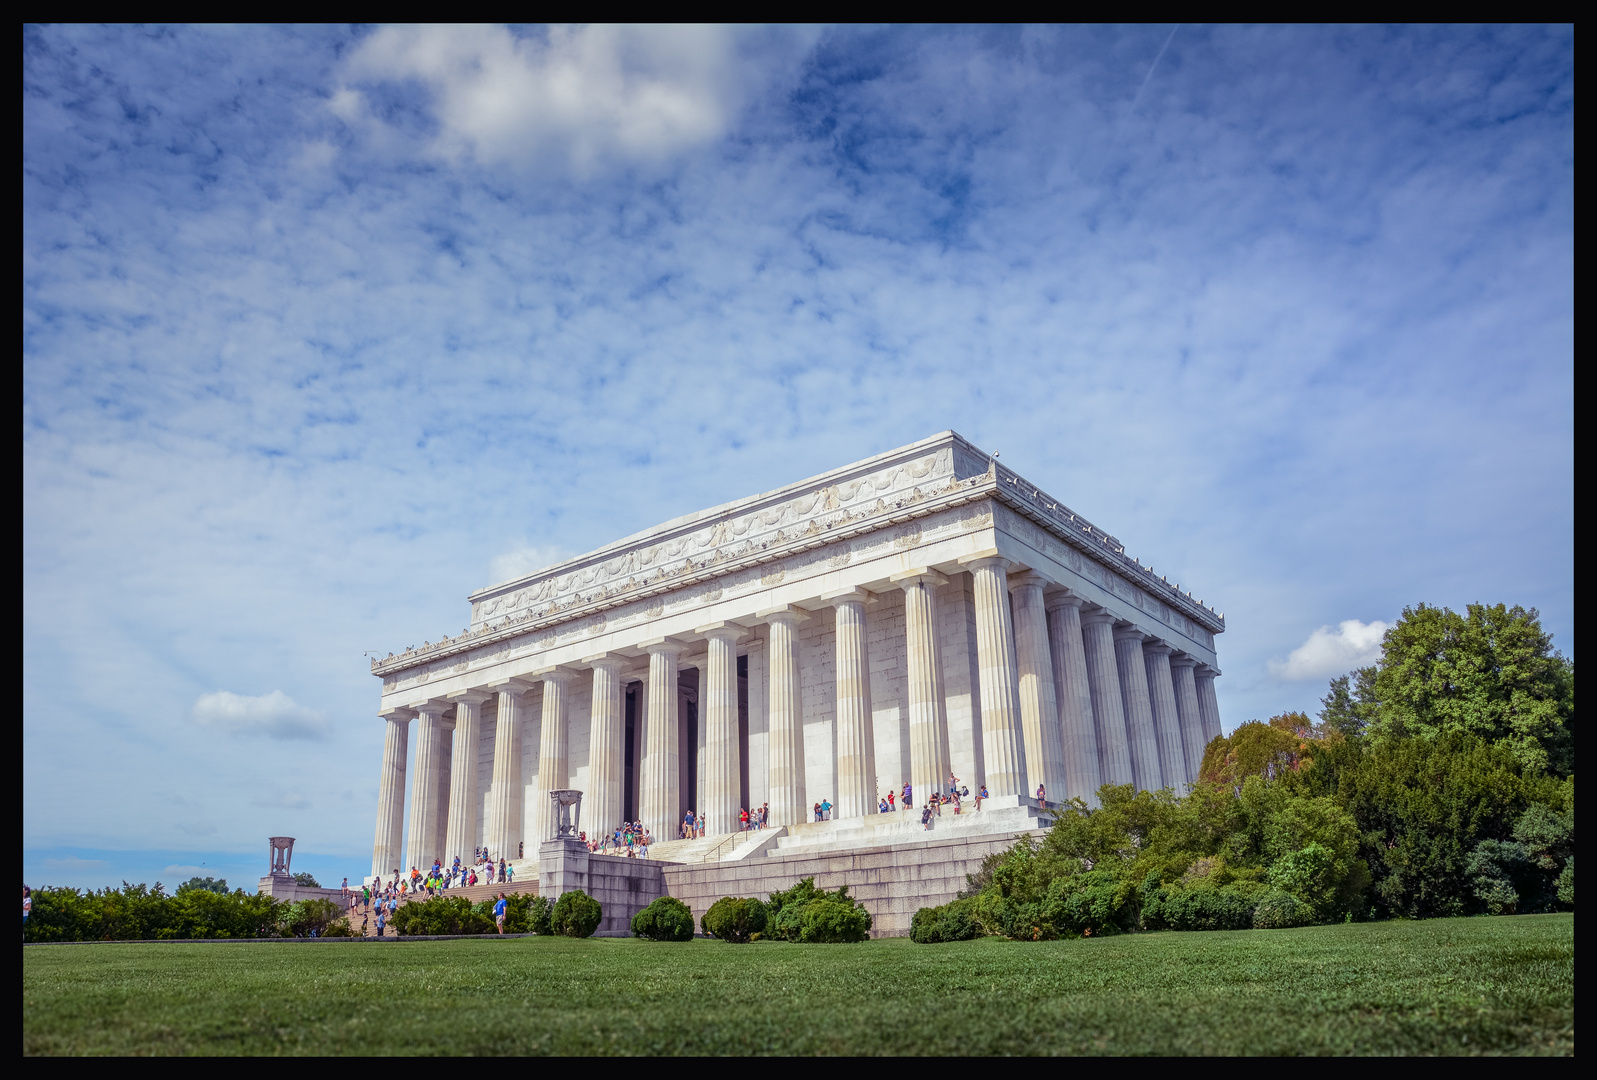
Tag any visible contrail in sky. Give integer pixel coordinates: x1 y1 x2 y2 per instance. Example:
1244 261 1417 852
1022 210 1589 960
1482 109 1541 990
1130 24 1180 113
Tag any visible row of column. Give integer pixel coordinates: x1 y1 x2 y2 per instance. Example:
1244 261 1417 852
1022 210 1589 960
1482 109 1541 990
371 560 1221 877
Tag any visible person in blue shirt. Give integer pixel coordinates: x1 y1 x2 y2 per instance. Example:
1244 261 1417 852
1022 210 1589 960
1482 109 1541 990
494 894 508 934
820 798 833 820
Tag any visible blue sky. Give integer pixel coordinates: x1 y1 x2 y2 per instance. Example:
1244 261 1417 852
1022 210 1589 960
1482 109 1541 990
24 25 1572 891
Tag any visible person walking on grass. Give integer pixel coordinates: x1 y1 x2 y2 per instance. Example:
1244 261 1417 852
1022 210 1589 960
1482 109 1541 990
494 893 508 934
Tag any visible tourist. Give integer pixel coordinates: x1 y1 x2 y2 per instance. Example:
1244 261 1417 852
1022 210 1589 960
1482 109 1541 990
976 784 988 810
902 782 913 808
1036 783 1048 810
887 788 896 811
814 801 822 821
878 796 889 813
921 804 933 830
761 802 770 829
498 858 507 884
493 893 507 934
376 908 386 937
24 885 32 938
820 797 833 821
740 807 749 831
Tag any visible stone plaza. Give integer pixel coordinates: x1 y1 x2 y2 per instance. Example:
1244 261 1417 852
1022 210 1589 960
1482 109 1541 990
367 431 1225 933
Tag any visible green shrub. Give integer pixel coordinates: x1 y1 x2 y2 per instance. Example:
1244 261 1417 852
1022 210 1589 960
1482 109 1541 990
766 877 871 942
551 890 602 938
910 897 980 943
390 896 494 936
797 899 870 943
1143 884 1259 932
275 898 343 937
491 894 550 935
1252 889 1313 929
632 896 695 941
1556 856 1574 906
1038 871 1138 937
701 896 768 943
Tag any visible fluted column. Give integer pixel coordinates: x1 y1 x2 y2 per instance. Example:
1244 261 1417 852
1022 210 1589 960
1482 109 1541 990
584 656 626 841
961 555 1026 797
640 641 685 841
534 669 575 842
1169 656 1206 782
485 682 526 862
699 625 744 837
1009 573 1065 806
1114 628 1163 791
371 709 412 878
443 692 490 864
1144 643 1186 791
1195 665 1223 745
1080 611 1133 787
891 569 949 810
405 700 450 871
761 608 808 828
827 592 877 820
1046 594 1102 806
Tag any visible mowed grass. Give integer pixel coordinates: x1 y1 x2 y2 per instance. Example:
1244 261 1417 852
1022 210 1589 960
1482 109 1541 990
23 914 1572 1056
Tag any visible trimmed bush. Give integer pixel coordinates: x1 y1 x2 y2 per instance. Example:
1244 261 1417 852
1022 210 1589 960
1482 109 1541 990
1142 885 1261 932
551 890 602 938
701 896 767 943
797 899 870 943
631 896 695 941
910 897 980 943
1252 889 1313 929
766 877 872 943
390 896 494 936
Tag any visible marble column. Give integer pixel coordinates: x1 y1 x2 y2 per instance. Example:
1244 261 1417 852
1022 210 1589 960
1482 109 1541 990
891 569 949 812
1195 665 1223 745
485 681 526 862
1009 572 1065 806
1080 610 1133 787
534 669 575 843
405 700 450 871
1046 594 1102 806
639 641 685 842
699 625 744 837
371 708 412 879
584 656 626 842
761 608 808 828
1143 643 1187 791
629 675 649 822
1114 628 1163 791
827 591 877 821
962 555 1026 798
443 692 490 865
1169 655 1206 782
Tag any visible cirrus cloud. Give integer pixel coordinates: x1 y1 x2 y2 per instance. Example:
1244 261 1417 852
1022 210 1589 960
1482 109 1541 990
1268 620 1390 682
192 690 330 741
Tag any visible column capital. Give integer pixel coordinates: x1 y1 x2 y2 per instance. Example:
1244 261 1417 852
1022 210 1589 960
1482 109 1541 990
1168 653 1198 670
579 652 629 673
1079 609 1117 628
819 587 877 607
889 567 948 589
638 636 690 655
413 698 452 717
1112 623 1148 642
379 706 416 723
1196 664 1221 677
957 548 1014 572
447 689 493 705
1006 570 1049 592
755 605 810 625
1044 590 1085 612
531 665 580 686
694 621 748 642
1143 641 1173 657
489 677 534 697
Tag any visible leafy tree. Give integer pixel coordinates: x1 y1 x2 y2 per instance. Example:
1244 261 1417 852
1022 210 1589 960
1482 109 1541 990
1320 668 1378 737
291 872 321 888
1368 603 1573 775
176 876 229 895
1200 720 1311 788
766 877 871 942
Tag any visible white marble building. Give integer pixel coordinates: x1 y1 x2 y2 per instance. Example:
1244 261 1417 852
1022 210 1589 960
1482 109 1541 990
367 432 1224 878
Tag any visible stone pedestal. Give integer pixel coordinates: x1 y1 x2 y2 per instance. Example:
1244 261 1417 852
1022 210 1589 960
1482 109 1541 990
539 837 591 899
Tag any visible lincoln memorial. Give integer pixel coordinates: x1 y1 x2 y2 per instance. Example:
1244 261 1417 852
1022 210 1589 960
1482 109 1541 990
367 431 1225 882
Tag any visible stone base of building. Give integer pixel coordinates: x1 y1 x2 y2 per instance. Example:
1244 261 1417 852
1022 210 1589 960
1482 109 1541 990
257 875 347 904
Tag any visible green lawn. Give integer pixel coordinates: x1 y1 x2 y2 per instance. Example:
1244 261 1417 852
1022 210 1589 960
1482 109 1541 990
23 914 1573 1056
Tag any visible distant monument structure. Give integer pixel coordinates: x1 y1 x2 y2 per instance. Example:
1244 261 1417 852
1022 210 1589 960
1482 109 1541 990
363 431 1228 934
266 836 295 882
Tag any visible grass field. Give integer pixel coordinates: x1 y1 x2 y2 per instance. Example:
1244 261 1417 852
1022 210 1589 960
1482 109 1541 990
23 913 1573 1056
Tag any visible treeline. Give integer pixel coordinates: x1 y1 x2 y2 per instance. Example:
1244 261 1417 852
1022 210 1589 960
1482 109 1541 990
914 602 1575 942
24 879 350 942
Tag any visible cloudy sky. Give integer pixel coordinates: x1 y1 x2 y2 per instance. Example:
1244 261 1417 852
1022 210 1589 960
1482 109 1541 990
24 24 1572 890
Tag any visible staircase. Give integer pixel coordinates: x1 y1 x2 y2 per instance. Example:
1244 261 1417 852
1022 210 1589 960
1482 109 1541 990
643 827 787 864
765 795 1047 857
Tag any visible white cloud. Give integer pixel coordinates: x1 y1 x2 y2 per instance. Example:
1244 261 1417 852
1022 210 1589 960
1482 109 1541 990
162 864 211 876
488 544 572 587
250 789 313 810
44 855 106 870
1268 620 1389 682
343 24 749 170
192 690 330 741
